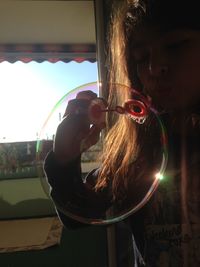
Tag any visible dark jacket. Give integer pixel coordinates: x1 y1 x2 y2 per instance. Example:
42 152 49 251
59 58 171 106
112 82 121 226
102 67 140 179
44 151 146 266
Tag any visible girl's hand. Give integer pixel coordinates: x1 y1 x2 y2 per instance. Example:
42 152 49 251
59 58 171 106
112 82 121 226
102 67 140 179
53 91 105 165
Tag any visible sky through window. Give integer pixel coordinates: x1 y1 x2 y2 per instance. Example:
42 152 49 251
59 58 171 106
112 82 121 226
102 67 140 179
0 61 98 142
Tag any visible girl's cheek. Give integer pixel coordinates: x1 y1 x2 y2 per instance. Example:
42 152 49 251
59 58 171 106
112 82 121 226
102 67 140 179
137 64 150 85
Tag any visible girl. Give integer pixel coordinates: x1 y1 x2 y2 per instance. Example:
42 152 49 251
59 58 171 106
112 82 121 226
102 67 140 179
44 0 200 265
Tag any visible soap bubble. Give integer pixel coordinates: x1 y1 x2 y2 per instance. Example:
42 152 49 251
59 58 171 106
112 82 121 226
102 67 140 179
36 82 168 225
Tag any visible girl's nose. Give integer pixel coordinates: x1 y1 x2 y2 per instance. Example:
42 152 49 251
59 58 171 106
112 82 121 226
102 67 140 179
148 48 169 77
149 64 169 76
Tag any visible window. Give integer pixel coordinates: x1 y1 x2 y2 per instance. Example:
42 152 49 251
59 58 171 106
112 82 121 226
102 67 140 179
0 61 98 143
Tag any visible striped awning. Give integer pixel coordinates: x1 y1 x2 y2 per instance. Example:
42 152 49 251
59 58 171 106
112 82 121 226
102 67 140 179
0 43 96 63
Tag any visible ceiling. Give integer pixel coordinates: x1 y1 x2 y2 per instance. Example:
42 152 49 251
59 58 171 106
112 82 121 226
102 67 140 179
0 1 96 44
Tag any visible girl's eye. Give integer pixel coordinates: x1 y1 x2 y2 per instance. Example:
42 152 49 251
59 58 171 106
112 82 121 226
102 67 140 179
166 39 189 52
133 51 149 65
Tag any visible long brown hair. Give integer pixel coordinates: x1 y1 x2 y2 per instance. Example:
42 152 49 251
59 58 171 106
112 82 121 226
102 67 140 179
95 1 140 201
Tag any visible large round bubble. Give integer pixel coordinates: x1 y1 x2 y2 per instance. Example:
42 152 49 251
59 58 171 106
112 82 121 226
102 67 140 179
36 82 168 225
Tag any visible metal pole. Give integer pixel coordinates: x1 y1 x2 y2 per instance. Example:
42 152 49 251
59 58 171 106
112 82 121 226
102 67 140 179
93 0 107 97
106 209 117 267
93 1 117 266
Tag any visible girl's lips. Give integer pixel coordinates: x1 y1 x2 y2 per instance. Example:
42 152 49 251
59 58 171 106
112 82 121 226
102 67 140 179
150 87 173 99
149 87 176 110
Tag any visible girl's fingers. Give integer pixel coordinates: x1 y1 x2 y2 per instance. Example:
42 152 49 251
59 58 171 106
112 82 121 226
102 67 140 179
80 123 106 153
76 90 97 100
63 90 97 118
63 99 90 118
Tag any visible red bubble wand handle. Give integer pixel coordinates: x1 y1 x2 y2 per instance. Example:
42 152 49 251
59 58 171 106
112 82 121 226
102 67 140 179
89 98 148 125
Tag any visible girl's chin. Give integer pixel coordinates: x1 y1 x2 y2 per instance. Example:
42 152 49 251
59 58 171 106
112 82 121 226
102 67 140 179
152 94 189 111
151 98 177 112
155 102 200 114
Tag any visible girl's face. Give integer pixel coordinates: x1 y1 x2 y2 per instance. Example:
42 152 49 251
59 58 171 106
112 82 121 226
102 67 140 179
131 27 200 112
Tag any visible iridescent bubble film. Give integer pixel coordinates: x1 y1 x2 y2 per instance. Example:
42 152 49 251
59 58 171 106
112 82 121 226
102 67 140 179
36 82 168 225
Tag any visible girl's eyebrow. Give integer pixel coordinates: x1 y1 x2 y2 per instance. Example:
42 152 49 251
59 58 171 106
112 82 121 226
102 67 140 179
132 42 145 49
131 27 165 49
131 30 189 50
131 38 150 50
